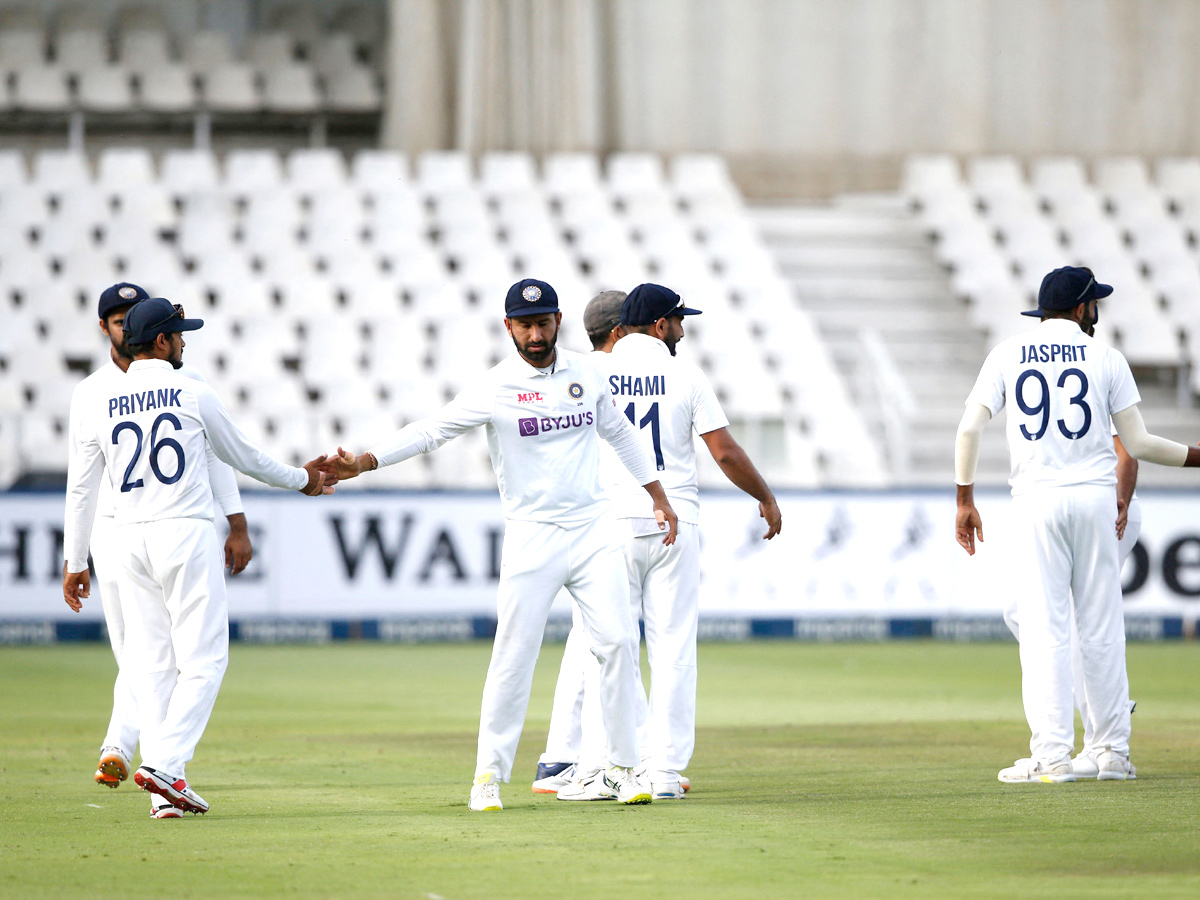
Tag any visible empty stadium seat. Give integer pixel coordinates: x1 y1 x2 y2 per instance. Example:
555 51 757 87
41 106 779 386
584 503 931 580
202 63 260 111
261 63 320 113
138 64 197 112
11 65 70 111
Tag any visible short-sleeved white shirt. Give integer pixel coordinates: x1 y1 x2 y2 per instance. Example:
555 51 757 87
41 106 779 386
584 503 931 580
597 334 729 523
966 318 1141 495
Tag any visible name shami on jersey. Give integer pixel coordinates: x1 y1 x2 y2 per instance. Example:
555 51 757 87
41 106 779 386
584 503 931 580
609 375 666 396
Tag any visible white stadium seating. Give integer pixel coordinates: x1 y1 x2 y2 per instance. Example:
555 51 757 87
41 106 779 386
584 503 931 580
0 142 854 489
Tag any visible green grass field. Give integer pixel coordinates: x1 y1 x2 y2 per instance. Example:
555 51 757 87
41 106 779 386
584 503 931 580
1 641 1198 900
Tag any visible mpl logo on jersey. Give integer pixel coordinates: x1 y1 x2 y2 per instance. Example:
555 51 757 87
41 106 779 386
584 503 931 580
516 392 543 404
517 412 595 437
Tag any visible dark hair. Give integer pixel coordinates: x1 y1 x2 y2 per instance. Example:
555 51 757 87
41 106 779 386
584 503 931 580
587 330 610 350
126 339 157 357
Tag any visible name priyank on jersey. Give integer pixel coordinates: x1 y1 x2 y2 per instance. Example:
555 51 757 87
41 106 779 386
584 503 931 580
1019 343 1089 365
608 374 666 396
108 388 184 418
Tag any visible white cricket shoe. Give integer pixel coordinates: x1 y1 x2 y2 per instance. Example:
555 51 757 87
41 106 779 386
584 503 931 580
603 766 652 804
1096 747 1137 781
469 772 503 811
532 762 578 795
133 766 209 814
150 795 183 819
1070 750 1100 779
556 767 615 801
652 778 686 800
997 758 1076 784
94 746 131 789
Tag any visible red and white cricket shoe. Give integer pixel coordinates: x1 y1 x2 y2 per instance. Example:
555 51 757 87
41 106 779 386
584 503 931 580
134 766 209 814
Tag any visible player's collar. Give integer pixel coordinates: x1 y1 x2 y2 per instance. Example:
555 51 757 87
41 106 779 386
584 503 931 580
1036 318 1089 336
614 333 670 355
513 349 569 376
127 359 175 372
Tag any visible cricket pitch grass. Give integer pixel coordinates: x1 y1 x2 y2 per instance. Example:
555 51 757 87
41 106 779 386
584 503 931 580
1 641 1197 899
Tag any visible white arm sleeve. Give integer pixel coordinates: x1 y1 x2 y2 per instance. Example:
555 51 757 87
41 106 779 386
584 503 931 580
367 383 494 467
63 434 105 573
595 392 656 485
197 387 308 490
954 403 993 485
206 444 244 516
1112 404 1189 466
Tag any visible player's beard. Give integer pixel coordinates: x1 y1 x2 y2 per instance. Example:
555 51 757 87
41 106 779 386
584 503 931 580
513 328 558 365
167 339 184 370
109 332 132 361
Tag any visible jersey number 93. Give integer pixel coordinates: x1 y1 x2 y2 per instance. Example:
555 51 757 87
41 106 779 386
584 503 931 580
1015 367 1091 441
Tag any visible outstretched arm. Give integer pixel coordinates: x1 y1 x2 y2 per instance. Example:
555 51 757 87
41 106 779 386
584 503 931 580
700 427 780 539
1112 404 1200 467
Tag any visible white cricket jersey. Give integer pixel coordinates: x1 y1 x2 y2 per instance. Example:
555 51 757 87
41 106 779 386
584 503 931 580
597 334 729 524
65 359 307 571
367 348 655 525
67 359 243 520
966 318 1141 496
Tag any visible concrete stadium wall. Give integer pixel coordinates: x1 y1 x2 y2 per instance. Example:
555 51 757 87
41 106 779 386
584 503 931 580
383 0 1200 197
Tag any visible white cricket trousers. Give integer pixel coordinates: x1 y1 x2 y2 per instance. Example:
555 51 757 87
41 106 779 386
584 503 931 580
118 518 229 778
1011 485 1131 764
90 515 144 759
543 523 700 776
477 515 641 782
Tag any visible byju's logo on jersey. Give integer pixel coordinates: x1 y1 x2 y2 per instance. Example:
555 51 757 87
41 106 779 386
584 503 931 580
517 413 594 437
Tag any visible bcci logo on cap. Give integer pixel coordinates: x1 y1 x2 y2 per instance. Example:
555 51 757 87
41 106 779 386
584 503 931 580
518 417 540 437
119 286 139 300
522 285 542 303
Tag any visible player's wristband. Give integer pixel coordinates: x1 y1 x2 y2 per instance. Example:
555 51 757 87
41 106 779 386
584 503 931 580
364 452 378 471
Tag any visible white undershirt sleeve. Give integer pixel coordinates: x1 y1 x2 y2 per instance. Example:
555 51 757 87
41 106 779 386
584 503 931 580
197 387 308 490
595 390 656 485
1112 404 1189 466
954 403 993 485
367 383 494 467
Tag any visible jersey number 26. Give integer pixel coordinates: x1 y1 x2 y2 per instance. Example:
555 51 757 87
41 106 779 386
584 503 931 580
111 413 187 491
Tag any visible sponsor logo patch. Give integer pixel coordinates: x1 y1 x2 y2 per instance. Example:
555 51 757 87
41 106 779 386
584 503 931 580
518 417 540 437
517 392 544 404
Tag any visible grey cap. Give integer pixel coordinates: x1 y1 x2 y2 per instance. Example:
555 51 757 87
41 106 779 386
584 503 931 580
583 290 627 336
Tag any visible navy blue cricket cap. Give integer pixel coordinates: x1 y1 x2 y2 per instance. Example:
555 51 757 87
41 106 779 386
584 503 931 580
123 297 204 345
620 283 702 327
1021 266 1113 317
505 278 560 317
97 282 150 320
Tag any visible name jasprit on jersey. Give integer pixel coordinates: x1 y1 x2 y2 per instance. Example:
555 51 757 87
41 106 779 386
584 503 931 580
609 375 666 396
1019 343 1089 365
108 389 184 417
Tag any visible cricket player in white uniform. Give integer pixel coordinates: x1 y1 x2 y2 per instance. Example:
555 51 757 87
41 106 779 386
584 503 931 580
68 285 252 816
329 278 680 811
955 266 1200 784
544 284 782 801
64 298 336 816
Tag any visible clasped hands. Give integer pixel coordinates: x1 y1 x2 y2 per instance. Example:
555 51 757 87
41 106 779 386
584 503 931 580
300 448 376 496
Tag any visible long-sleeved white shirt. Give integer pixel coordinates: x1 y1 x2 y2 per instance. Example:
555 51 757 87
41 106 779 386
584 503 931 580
65 359 307 572
67 358 243 519
368 348 655 525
